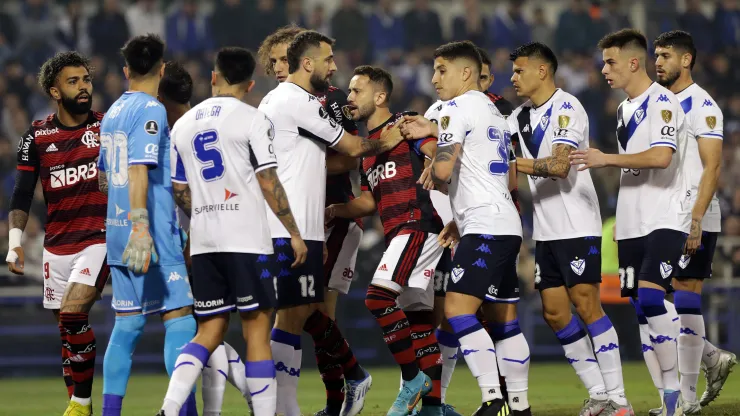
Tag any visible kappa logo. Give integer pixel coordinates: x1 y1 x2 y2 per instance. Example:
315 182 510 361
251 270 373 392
472 258 488 269
145 100 160 108
451 267 464 283
559 102 574 111
679 255 691 269
46 143 58 152
168 272 184 282
660 261 673 279
522 124 530 132
702 99 713 107
656 94 671 103
570 258 585 276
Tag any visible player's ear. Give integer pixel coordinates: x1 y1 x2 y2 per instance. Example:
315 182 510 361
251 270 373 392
539 64 547 80
462 66 472 82
123 67 130 81
246 80 256 93
682 52 692 69
49 86 61 101
211 71 217 87
302 56 312 73
159 63 165 78
374 91 386 106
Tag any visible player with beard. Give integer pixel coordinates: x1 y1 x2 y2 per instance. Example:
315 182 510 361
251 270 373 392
327 65 445 416
258 26 371 416
259 30 405 416
7 52 107 416
652 30 736 415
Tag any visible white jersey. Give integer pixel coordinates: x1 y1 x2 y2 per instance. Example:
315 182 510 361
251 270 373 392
424 101 453 224
171 96 277 256
675 83 723 232
437 90 521 237
258 82 345 241
509 89 602 241
614 82 690 240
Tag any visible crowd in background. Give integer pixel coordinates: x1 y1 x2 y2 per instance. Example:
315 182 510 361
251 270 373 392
0 0 739 289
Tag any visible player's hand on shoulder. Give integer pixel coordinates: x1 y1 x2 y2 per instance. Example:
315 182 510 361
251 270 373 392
290 236 308 268
380 121 403 142
438 221 460 248
570 148 607 171
6 246 25 275
400 115 435 140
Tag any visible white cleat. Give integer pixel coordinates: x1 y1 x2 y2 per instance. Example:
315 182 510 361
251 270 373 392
680 396 702 415
579 397 609 416
699 349 737 407
649 407 663 416
340 371 372 416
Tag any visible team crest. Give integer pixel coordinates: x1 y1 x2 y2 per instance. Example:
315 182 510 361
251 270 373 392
440 116 450 130
661 110 672 124
540 115 549 130
342 105 353 119
706 116 717 130
660 261 673 279
570 258 585 276
678 255 691 269
451 267 464 283
558 115 570 128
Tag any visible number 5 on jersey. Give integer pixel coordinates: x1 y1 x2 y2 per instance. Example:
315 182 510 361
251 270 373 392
193 130 225 181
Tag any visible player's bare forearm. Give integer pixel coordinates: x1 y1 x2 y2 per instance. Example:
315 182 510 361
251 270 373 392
334 192 376 218
327 153 358 175
359 134 402 157
98 170 108 195
508 162 517 191
526 144 573 178
431 144 458 185
692 138 722 220
8 210 29 231
257 167 301 237
605 146 673 169
128 165 150 210
173 183 192 218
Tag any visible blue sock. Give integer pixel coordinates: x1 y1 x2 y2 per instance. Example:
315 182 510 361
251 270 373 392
102 314 146 416
164 315 198 416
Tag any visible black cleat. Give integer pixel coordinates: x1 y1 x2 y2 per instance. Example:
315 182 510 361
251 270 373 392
472 399 508 416
155 411 165 416
511 408 532 416
314 407 341 416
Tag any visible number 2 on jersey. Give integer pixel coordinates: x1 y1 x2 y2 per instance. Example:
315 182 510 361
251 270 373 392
193 130 225 181
487 126 510 176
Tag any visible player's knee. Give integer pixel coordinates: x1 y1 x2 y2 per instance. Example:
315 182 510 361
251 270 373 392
570 288 605 324
161 305 193 321
110 314 146 346
542 306 570 330
60 282 98 313
365 283 397 313
483 302 517 324
444 292 478 319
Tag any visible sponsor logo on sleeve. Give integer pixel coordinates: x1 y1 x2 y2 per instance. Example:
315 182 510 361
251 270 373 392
440 116 450 130
705 116 716 129
661 110 673 124
558 115 570 128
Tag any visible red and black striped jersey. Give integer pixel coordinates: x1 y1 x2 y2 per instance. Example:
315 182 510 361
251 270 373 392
360 112 443 243
16 112 106 255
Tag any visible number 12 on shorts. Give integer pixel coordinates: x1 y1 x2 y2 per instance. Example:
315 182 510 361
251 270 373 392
299 275 315 298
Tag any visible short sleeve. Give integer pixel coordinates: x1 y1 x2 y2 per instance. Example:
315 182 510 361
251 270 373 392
551 104 586 149
437 101 469 148
359 163 370 191
326 87 359 135
695 99 723 141
296 98 345 148
128 103 167 166
249 113 278 173
170 141 187 184
16 128 38 172
649 93 679 150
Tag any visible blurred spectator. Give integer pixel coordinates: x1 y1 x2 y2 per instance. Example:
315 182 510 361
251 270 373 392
600 0 632 34
403 0 443 55
0 9 18 67
57 0 91 54
212 0 251 49
489 0 531 51
246 0 288 51
555 0 598 56
530 6 552 45
679 0 715 53
367 0 405 65
306 4 330 34
88 0 131 63
126 0 166 38
15 0 59 72
452 0 488 48
714 0 740 52
331 0 368 66
285 0 307 28
644 0 679 46
3 60 32 110
166 0 214 59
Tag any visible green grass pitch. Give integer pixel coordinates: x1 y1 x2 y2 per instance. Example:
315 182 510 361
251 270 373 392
2 363 738 415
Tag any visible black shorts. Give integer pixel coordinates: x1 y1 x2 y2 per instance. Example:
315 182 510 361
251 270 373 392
618 229 687 298
535 236 603 291
674 231 718 280
433 248 452 297
272 238 325 308
447 234 522 303
190 252 277 316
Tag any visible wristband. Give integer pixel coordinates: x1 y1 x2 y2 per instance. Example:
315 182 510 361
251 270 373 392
8 228 22 250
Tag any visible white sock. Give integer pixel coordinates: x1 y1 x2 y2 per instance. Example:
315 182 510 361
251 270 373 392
70 396 91 406
495 332 530 411
270 338 295 415
284 346 302 415
587 316 626 405
675 291 705 403
245 360 278 416
640 291 680 393
703 339 720 368
449 316 502 402
436 329 459 403
202 345 228 415
162 342 210 416
222 341 252 406
555 317 607 400
639 323 664 390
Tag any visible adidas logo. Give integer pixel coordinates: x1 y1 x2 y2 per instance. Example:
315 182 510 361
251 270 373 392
79 268 91 276
378 264 388 271
46 143 58 152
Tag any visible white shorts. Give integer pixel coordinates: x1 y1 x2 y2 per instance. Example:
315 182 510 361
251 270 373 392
397 284 435 311
324 221 363 294
42 244 108 309
372 230 444 293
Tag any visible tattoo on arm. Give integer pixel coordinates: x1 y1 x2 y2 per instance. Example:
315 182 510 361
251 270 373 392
173 185 192 217
98 170 108 195
431 145 457 185
8 210 29 231
258 168 300 236
360 138 384 156
532 144 573 178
